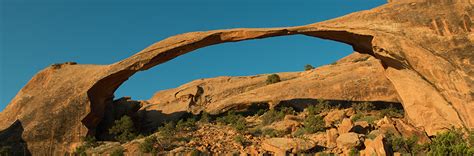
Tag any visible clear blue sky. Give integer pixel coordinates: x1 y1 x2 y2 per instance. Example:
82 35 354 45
0 0 385 111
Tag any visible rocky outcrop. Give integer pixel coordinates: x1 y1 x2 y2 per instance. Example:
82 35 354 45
140 52 398 129
0 0 472 154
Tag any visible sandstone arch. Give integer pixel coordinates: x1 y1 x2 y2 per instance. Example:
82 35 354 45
0 0 472 154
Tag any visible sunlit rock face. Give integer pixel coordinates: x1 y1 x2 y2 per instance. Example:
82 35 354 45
0 0 472 154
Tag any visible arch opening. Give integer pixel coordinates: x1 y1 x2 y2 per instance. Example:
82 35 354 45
83 28 405 140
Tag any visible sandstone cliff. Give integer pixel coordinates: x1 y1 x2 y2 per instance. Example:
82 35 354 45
0 0 472 154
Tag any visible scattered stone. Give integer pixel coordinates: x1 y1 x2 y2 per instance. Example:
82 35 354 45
336 132 363 150
338 118 354 134
324 110 346 126
326 128 339 148
362 135 388 156
262 138 316 154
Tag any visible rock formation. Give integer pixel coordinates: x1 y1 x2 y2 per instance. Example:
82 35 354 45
0 0 472 154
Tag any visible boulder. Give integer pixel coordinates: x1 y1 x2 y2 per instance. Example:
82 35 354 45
362 135 389 156
264 119 301 134
261 138 316 154
326 128 339 148
336 132 363 150
324 110 346 126
338 118 354 134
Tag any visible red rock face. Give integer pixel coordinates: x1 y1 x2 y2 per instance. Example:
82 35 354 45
0 0 472 154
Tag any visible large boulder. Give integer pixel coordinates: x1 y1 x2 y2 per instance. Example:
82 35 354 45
261 138 316 154
336 132 364 150
0 0 472 154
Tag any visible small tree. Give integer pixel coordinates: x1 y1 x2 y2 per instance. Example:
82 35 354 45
109 115 137 143
304 64 315 71
266 74 281 84
303 115 325 133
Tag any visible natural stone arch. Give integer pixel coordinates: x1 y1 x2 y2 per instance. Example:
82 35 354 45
0 0 472 154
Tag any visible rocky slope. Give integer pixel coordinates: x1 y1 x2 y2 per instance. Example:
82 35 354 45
0 0 473 154
138 53 399 130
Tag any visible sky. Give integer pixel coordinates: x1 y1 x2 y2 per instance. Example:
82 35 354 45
0 0 386 111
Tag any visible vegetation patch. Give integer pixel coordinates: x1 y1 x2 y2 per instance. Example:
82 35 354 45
304 64 315 71
266 74 281 84
261 107 295 125
109 115 137 143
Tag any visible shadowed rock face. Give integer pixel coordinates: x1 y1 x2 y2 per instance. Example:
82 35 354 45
0 0 472 154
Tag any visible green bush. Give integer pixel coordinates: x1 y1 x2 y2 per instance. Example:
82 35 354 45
233 118 247 133
352 102 375 113
73 136 99 155
158 121 176 137
139 136 161 153
74 146 87 156
234 135 246 146
352 114 379 125
261 107 294 125
303 115 325 134
111 147 125 156
216 111 247 133
292 128 306 137
266 74 281 84
109 115 137 143
306 100 331 115
427 129 474 155
379 106 404 118
349 148 360 156
304 64 315 71
199 112 210 123
176 118 197 131
386 133 421 155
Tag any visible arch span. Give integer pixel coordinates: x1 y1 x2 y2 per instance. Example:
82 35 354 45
1 1 472 153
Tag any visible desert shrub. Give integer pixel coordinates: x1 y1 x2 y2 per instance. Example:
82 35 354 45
427 129 474 155
352 102 375 113
349 148 360 156
262 128 284 137
351 113 362 122
158 121 176 137
354 115 379 125
81 136 99 148
110 147 125 156
261 107 294 125
74 146 87 156
234 135 246 146
217 111 241 125
386 133 426 155
139 136 161 153
199 112 210 123
73 136 99 155
216 111 247 132
304 64 315 71
303 115 325 133
366 133 377 140
0 146 12 155
379 106 404 118
307 100 331 115
233 118 247 133
176 117 197 131
292 128 306 137
109 115 137 143
266 74 281 84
